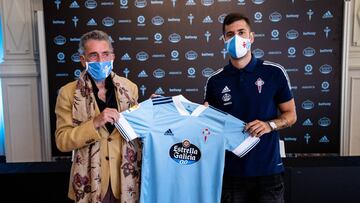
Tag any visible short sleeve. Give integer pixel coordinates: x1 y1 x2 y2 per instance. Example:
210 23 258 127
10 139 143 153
223 114 260 157
204 77 214 104
116 99 153 141
275 69 293 104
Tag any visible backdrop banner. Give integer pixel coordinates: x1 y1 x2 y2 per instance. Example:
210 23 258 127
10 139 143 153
43 0 343 158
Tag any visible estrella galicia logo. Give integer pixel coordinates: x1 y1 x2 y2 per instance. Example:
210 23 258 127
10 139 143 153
102 17 114 27
303 47 316 57
134 0 147 8
302 100 314 110
252 48 264 58
202 67 214 77
169 33 181 43
286 29 299 40
136 51 149 61
153 68 165 78
152 16 164 25
269 12 282 22
185 50 198 60
319 64 332 74
252 0 265 4
54 35 66 45
201 0 214 6
85 0 97 9
71 53 80 62
169 140 201 165
318 117 331 127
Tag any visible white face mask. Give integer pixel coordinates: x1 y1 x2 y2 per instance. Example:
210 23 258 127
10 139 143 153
224 35 251 59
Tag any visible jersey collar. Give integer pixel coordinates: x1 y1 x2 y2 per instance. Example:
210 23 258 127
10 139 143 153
226 55 258 73
173 95 207 116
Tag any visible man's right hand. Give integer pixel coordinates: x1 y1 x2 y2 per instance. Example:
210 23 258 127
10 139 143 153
93 108 119 129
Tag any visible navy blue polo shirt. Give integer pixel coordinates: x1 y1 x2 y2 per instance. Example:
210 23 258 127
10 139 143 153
204 56 293 177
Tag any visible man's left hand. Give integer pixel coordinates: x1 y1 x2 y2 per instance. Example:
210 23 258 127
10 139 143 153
245 120 272 137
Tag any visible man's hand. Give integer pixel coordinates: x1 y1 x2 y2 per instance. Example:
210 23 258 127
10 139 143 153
150 94 160 98
93 108 119 129
245 120 272 137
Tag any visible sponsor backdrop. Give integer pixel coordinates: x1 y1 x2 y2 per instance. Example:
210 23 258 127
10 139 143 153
43 0 343 158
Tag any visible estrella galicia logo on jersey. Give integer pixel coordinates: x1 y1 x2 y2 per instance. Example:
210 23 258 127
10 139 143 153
169 140 201 165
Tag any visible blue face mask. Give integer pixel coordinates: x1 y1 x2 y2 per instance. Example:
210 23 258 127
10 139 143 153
224 35 251 59
85 61 113 81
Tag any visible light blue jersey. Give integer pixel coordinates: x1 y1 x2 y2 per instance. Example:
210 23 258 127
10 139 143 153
116 95 259 203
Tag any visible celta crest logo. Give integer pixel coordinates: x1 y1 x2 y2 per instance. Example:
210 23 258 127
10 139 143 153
255 78 264 93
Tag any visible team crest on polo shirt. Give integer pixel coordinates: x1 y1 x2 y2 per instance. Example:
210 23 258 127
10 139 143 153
221 86 232 105
222 93 231 102
255 78 265 93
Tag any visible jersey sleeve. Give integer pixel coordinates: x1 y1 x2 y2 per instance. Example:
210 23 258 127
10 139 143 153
204 77 214 104
275 69 293 104
223 114 260 157
115 99 153 141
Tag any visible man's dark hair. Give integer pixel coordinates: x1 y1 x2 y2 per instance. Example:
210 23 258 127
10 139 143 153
222 13 251 34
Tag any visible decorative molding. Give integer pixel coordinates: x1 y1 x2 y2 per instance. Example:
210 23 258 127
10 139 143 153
0 72 39 78
349 76 360 155
31 0 43 57
0 61 39 78
340 0 351 156
1 0 34 59
349 51 360 69
2 79 42 162
36 10 52 161
353 0 360 46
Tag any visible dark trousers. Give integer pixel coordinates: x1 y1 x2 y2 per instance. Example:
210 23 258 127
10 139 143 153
221 173 284 203
101 185 119 203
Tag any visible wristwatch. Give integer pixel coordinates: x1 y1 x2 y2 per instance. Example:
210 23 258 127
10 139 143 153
268 121 277 131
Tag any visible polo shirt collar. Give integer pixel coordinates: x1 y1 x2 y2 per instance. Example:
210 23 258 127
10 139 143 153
226 55 258 73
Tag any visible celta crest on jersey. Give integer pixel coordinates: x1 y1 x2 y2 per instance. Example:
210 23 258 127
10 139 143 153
202 128 211 142
222 93 231 102
255 77 265 93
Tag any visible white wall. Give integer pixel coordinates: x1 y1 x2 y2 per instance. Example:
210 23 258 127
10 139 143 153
0 0 358 162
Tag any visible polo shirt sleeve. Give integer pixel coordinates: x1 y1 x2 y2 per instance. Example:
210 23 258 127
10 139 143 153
115 99 153 141
275 69 293 104
204 77 215 104
223 114 260 157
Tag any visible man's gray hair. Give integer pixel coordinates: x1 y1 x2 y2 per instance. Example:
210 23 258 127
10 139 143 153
78 30 113 55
